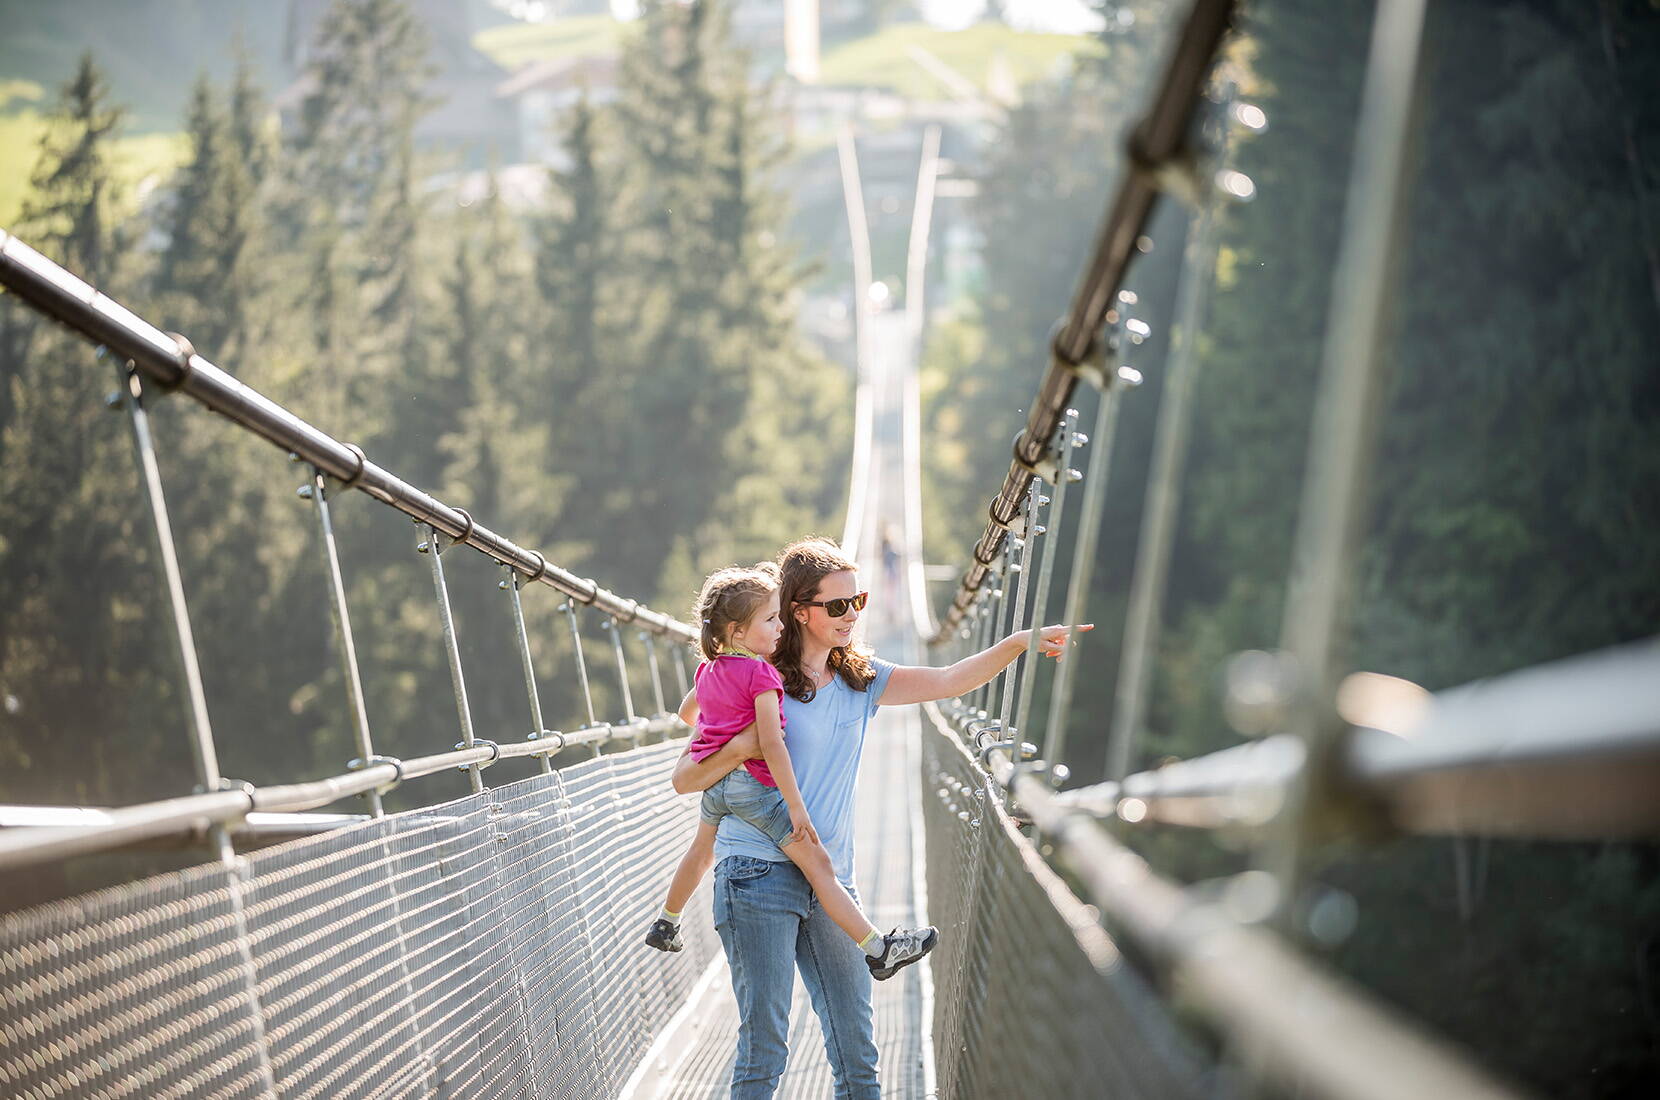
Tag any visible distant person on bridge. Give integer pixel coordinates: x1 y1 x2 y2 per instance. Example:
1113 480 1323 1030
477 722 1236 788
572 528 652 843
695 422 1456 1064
670 536 1088 1100
645 562 939 980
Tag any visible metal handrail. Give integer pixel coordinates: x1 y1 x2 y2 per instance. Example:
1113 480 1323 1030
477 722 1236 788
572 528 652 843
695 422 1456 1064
932 0 1237 638
945 717 1524 1100
0 715 685 872
0 228 697 643
1088 639 1660 840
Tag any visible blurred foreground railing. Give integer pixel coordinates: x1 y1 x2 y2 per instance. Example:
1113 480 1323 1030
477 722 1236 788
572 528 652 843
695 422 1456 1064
922 0 1655 1096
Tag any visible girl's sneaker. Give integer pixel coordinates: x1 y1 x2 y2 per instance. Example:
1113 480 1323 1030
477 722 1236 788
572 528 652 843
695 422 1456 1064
867 925 938 980
644 918 684 952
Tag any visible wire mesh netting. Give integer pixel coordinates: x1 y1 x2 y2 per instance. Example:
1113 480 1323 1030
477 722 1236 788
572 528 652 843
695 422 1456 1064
0 739 716 1100
919 714 1213 1099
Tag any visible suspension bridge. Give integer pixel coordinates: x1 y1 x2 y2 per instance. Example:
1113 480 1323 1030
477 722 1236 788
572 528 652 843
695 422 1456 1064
2 0 1657 1097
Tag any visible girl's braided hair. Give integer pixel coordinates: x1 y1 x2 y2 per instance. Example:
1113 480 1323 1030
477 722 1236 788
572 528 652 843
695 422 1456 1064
695 562 781 662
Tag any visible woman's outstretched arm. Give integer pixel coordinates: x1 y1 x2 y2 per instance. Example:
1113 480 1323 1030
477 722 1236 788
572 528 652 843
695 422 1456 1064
877 624 1092 708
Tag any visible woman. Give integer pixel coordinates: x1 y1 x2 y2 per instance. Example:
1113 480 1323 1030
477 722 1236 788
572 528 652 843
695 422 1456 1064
672 536 1084 1099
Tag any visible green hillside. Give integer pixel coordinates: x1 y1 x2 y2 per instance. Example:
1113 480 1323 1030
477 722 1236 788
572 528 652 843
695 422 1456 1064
819 22 1098 98
471 15 1097 100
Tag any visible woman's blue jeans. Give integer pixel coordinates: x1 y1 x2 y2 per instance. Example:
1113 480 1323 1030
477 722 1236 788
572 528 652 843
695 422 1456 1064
713 855 880 1099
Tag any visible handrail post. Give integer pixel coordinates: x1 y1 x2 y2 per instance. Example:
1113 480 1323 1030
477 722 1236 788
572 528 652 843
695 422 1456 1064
641 630 669 716
672 645 692 702
560 598 601 733
301 465 383 814
109 346 280 1096
1105 87 1251 784
1265 0 1430 926
419 521 483 793
1043 366 1139 771
996 484 1041 762
604 616 641 740
503 566 553 775
1015 412 1081 759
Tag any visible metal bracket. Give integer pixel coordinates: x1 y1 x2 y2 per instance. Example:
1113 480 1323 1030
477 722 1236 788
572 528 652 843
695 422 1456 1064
455 738 501 769
349 754 406 794
527 729 566 755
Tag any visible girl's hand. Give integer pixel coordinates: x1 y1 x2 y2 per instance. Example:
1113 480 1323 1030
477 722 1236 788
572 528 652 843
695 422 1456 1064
788 802 820 847
1018 623 1094 659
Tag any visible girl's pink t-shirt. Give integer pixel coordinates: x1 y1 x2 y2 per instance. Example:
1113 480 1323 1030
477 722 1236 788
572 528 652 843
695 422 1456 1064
688 655 785 787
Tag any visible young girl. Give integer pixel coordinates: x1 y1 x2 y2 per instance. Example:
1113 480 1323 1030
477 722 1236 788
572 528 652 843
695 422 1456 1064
644 563 938 980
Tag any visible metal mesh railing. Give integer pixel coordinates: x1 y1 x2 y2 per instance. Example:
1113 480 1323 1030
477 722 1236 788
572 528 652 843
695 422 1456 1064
0 740 714 1100
920 719 1207 1100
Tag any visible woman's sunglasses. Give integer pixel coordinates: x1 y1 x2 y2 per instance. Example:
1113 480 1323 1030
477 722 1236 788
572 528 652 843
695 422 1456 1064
798 592 869 618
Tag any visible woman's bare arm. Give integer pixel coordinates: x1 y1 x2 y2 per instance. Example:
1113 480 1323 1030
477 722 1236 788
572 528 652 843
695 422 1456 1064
671 725 763 794
878 624 1093 707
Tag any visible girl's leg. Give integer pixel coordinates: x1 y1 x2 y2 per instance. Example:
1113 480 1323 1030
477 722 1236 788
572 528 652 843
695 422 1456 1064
665 821 719 914
780 835 878 947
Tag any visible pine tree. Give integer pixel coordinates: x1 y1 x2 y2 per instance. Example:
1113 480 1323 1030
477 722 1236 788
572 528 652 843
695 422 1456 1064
600 0 849 598
279 0 435 449
0 55 193 808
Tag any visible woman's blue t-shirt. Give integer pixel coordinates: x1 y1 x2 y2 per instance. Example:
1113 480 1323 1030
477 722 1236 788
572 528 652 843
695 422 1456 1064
712 657 894 887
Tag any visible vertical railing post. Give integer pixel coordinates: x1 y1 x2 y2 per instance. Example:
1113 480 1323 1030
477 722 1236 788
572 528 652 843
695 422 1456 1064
642 630 669 716
418 520 483 794
560 598 602 736
502 566 553 775
112 357 229 838
973 578 1002 719
1105 93 1253 783
299 464 383 814
1265 0 1429 927
996 484 1040 762
109 346 279 1097
1042 366 1140 771
604 617 640 739
673 645 692 703
1015 413 1082 759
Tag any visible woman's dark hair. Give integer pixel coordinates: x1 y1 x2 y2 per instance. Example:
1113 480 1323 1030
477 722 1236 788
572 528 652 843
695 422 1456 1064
773 537 875 702
695 563 779 662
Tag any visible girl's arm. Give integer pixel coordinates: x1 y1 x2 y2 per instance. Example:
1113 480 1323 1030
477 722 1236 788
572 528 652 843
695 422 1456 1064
677 686 699 726
878 624 1093 708
753 691 819 846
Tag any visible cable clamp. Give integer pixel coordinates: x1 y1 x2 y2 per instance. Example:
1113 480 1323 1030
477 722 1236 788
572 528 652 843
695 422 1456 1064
1048 318 1118 391
161 332 198 392
528 729 566 754
1125 129 1203 206
350 754 405 793
208 777 258 812
978 738 1014 769
334 443 368 490
986 494 1025 535
456 739 501 767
